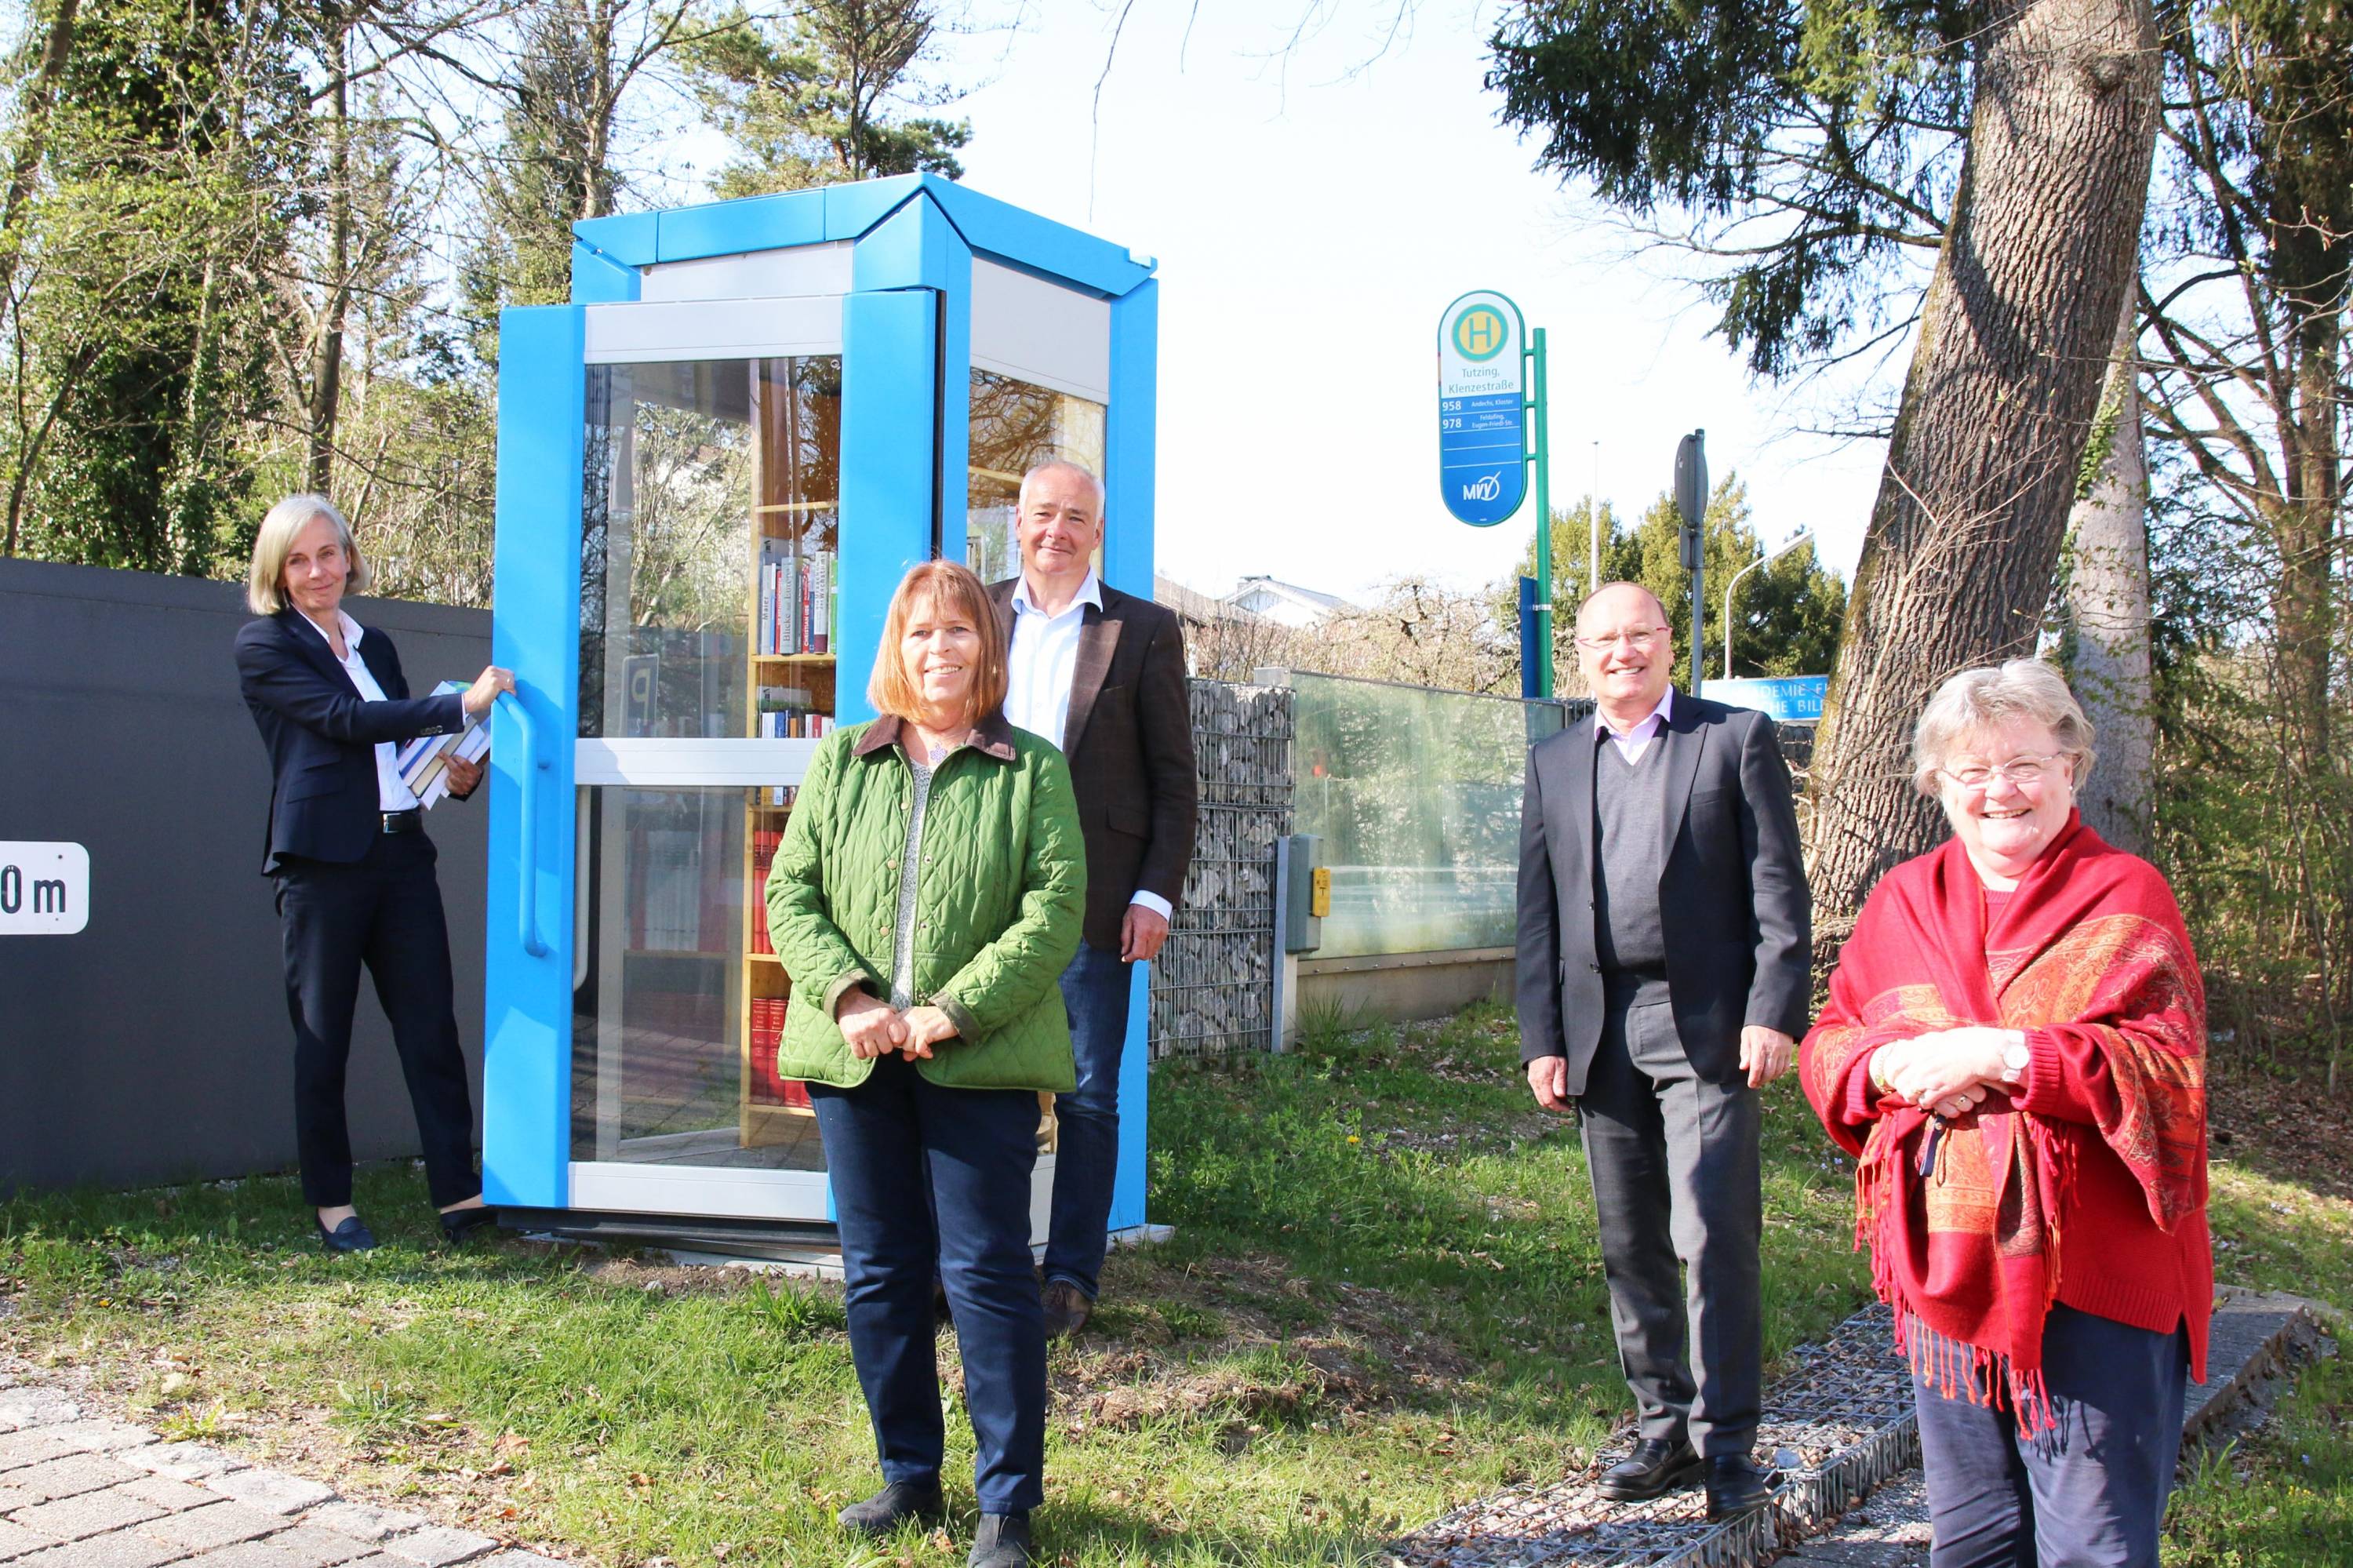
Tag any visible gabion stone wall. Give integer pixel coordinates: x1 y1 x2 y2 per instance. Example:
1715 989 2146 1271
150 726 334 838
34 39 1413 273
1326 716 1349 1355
1148 681 1294 1059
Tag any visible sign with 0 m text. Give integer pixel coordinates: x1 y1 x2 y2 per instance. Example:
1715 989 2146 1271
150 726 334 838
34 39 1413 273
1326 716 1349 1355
1700 675 1829 723
0 842 89 934
1437 290 1528 527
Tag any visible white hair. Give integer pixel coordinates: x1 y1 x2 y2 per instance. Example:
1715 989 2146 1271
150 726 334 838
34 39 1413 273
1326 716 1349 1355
1911 659 2097 796
1016 460 1106 515
246 493 366 614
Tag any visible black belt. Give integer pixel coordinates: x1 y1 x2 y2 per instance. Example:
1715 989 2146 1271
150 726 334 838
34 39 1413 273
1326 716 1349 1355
381 809 423 835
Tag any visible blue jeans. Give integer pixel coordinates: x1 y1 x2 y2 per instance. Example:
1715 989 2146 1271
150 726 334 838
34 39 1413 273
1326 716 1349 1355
809 1054 1045 1515
1913 1304 2189 1568
1042 940 1133 1299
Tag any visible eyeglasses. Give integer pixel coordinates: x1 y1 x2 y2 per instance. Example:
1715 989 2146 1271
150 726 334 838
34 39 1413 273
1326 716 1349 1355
1575 626 1667 651
1939 753 2063 790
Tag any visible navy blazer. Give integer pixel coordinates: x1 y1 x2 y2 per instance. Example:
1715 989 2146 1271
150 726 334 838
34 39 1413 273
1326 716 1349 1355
1515 690 1813 1093
234 609 467 872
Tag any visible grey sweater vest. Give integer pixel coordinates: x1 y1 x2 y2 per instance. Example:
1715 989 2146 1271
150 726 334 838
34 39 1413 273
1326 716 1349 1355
1592 734 1671 1002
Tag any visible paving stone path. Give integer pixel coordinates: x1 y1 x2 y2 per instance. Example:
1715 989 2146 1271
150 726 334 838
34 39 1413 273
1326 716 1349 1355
0 1377 566 1568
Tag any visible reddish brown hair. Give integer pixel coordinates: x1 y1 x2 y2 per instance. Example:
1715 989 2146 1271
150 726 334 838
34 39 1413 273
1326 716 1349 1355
866 559 1009 725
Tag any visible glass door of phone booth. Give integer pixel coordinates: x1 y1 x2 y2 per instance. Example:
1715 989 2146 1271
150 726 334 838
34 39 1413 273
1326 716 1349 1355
568 315 846 1222
482 180 1156 1241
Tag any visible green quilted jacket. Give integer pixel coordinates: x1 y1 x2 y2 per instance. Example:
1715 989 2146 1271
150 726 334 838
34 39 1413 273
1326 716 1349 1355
763 711 1086 1091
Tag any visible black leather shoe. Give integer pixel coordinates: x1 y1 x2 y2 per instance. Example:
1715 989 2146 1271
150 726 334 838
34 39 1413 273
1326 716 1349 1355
1042 1280 1093 1340
315 1216 377 1254
1595 1437 1700 1501
1704 1453 1776 1519
439 1206 498 1246
968 1512 1033 1568
836 1477 945 1537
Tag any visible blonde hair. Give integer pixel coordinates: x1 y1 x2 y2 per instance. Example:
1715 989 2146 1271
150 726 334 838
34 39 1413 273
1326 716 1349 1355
867 560 1010 726
1911 659 2097 795
246 493 367 614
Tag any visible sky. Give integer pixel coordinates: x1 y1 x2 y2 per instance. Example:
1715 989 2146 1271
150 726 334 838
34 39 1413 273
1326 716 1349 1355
922 0 1896 605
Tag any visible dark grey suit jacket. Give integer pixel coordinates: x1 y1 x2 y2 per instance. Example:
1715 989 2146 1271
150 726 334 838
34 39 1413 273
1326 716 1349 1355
1515 690 1811 1092
987 577 1199 954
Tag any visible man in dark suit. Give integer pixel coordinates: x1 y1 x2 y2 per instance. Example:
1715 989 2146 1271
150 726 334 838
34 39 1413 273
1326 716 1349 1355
987 460 1198 1338
1516 581 1811 1519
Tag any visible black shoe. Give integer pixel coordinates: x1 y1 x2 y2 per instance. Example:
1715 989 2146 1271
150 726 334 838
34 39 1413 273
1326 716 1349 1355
1595 1437 1700 1501
315 1216 377 1254
439 1206 498 1246
1042 1280 1093 1340
968 1512 1033 1568
836 1477 945 1537
1704 1453 1776 1519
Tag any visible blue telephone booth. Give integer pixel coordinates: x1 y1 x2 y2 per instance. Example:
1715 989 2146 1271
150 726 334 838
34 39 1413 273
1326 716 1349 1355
478 174 1158 1253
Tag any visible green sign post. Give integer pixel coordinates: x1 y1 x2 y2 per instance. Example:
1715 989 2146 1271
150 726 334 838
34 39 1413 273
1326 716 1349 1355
1529 325 1552 698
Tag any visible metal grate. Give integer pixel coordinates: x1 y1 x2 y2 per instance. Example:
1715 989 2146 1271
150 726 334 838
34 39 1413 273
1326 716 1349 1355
1388 1304 1917 1568
1149 682 1294 1058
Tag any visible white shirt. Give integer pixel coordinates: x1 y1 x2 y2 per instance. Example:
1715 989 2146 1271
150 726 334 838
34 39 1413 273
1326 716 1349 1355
1003 568 1173 924
294 608 420 813
1595 686 1674 765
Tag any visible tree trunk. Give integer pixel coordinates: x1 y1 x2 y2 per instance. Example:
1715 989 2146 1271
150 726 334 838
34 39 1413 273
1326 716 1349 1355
2273 304 2340 780
307 46 351 496
1804 0 2161 937
0 0 82 556
2064 287 2155 856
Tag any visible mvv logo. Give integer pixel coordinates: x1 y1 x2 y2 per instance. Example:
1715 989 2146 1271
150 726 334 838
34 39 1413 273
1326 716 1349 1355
0 842 89 935
1461 473 1505 503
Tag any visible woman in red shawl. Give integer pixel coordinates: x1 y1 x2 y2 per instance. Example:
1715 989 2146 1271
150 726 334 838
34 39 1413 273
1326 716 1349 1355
1800 660 2209 1568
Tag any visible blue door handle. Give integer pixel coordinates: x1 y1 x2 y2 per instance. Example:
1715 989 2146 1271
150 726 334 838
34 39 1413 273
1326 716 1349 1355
496 689 552 958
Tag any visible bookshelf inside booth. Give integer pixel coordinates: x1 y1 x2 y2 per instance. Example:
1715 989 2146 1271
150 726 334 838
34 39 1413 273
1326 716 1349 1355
742 355 841 1153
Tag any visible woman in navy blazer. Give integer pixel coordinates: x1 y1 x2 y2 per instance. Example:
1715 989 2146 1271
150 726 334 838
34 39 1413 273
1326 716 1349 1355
234 493 513 1253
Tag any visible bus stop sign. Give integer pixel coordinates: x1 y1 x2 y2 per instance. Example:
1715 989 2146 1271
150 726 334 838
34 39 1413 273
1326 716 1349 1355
1437 291 1528 526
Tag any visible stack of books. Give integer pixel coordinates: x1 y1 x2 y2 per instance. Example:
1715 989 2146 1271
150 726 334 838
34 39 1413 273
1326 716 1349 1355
394 683 492 808
757 540 835 657
756 685 834 740
748 828 783 955
747 997 811 1108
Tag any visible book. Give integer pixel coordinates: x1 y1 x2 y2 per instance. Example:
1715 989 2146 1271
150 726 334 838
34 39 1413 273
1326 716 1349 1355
394 682 492 809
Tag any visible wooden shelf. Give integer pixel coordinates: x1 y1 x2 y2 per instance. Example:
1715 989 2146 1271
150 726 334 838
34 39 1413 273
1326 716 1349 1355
744 362 836 1157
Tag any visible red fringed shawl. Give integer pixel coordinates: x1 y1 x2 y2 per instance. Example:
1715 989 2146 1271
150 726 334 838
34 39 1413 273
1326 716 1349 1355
1799 813 2211 1424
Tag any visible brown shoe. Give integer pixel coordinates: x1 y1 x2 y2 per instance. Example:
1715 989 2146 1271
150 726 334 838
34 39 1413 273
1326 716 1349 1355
1042 1280 1093 1339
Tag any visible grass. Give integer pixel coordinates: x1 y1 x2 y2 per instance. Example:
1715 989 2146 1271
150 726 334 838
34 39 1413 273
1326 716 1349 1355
2166 1350 2353 1566
2 1000 2346 1566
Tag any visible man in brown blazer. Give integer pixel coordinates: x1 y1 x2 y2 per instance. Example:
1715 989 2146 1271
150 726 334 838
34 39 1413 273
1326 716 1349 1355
988 460 1198 1337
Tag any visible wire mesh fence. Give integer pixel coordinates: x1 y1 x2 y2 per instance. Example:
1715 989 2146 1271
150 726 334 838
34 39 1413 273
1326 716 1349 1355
1147 680 1294 1059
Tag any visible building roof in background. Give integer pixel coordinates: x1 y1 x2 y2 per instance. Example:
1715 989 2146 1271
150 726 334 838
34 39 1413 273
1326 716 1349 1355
1155 573 1265 626
1226 575 1357 625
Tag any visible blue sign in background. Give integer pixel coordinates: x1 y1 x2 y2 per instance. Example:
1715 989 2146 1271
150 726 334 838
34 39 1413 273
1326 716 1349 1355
1700 675 1829 722
1439 392 1526 526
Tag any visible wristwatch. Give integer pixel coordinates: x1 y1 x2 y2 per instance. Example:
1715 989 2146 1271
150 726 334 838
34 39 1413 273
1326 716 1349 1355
1999 1034 2031 1085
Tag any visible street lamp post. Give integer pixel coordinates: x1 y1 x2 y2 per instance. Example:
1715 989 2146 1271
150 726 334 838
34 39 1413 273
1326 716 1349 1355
1722 529 1817 681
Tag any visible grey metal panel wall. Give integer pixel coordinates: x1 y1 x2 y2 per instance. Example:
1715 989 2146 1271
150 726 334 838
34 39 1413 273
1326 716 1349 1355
0 558 493 1194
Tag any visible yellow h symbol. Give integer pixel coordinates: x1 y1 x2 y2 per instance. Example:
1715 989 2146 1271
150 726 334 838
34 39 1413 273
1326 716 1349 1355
1457 307 1505 358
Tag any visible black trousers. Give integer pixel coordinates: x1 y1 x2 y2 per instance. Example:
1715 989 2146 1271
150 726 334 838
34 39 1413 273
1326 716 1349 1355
273 831 478 1210
1577 992 1763 1457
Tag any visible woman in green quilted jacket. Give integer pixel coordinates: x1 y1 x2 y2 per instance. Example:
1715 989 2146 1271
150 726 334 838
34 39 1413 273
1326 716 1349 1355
765 558 1083 1568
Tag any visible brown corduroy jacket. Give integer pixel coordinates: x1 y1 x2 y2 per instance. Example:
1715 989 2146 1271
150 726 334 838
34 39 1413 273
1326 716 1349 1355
988 577 1199 953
